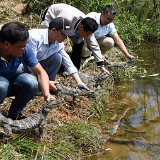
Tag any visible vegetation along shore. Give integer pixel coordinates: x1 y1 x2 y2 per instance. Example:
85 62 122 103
0 0 159 159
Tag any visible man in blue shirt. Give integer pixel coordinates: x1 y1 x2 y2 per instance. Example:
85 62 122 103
18 17 89 91
0 22 53 120
85 5 134 60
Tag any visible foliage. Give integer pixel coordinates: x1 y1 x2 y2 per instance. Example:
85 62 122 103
21 0 53 17
0 143 27 160
0 122 103 159
48 121 103 159
21 0 159 44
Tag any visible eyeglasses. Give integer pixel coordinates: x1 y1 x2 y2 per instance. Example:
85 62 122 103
104 15 114 23
13 44 27 50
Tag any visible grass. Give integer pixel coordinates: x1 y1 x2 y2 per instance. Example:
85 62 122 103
0 1 144 159
0 122 104 159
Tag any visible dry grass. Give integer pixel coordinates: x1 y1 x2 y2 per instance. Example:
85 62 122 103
0 1 41 29
0 0 121 141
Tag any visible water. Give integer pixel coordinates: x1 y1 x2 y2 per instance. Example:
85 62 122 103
84 43 160 160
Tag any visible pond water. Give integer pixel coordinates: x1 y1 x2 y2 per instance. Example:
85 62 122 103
84 43 160 160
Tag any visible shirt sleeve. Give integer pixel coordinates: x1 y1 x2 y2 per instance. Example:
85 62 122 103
58 43 78 75
24 44 38 67
109 23 117 35
86 34 104 67
28 31 39 58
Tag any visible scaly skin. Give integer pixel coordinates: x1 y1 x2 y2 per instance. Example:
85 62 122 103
0 98 63 137
55 84 98 96
61 71 112 87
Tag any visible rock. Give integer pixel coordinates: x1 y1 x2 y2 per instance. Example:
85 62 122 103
12 3 27 15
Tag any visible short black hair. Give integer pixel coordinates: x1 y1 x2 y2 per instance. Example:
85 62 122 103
103 5 116 15
81 17 98 32
0 22 29 44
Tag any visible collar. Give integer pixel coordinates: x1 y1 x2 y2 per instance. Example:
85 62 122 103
44 29 49 45
0 56 9 66
97 14 101 25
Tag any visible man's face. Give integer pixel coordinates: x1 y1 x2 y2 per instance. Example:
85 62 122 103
78 25 93 37
49 28 67 43
9 40 28 57
55 30 67 43
100 11 115 26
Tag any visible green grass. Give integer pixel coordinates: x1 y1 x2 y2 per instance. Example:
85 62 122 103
0 122 104 159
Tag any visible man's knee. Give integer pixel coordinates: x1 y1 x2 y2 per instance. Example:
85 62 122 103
97 37 114 49
48 53 62 67
19 73 38 92
53 53 62 64
0 78 9 103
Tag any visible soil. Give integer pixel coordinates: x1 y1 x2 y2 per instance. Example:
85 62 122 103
0 1 121 141
0 71 103 140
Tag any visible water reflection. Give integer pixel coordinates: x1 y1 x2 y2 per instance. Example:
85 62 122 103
83 43 160 160
124 79 160 127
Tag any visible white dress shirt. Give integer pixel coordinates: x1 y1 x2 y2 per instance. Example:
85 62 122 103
41 3 104 67
28 29 78 75
86 12 117 39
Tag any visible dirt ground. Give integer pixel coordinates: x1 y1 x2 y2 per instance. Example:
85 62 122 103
0 1 121 141
0 70 103 141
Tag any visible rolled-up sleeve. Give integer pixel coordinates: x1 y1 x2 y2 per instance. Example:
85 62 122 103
24 44 38 67
28 30 40 58
58 45 78 75
86 34 104 67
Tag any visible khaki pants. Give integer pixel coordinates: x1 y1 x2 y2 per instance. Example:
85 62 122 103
82 36 114 57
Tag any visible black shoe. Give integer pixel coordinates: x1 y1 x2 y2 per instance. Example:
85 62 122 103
7 114 17 120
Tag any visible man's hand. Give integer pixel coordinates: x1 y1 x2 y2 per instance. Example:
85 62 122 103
101 55 106 63
126 54 134 60
100 66 110 74
45 94 55 102
49 81 59 91
78 82 89 91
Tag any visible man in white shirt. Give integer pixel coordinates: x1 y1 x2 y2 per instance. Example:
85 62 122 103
86 5 134 60
41 3 110 74
18 17 89 91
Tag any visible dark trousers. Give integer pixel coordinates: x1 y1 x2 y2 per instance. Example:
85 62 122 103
71 41 84 70
58 41 84 73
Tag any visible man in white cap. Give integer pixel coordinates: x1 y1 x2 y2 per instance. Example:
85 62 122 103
17 17 89 92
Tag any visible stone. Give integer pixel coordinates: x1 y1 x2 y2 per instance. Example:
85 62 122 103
12 3 27 15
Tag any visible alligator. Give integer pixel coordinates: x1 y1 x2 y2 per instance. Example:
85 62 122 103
105 56 138 68
55 83 98 96
61 71 112 88
78 71 112 87
82 56 138 69
0 98 63 137
36 83 98 100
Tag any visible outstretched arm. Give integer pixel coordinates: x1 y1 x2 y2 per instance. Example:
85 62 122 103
112 33 134 60
86 35 110 74
70 73 89 91
58 45 89 90
31 63 53 101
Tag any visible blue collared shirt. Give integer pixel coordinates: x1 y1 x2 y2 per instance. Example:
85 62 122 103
0 44 38 80
86 12 117 39
28 29 78 75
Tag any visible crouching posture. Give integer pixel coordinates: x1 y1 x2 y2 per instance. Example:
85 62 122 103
17 17 89 93
0 22 53 120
